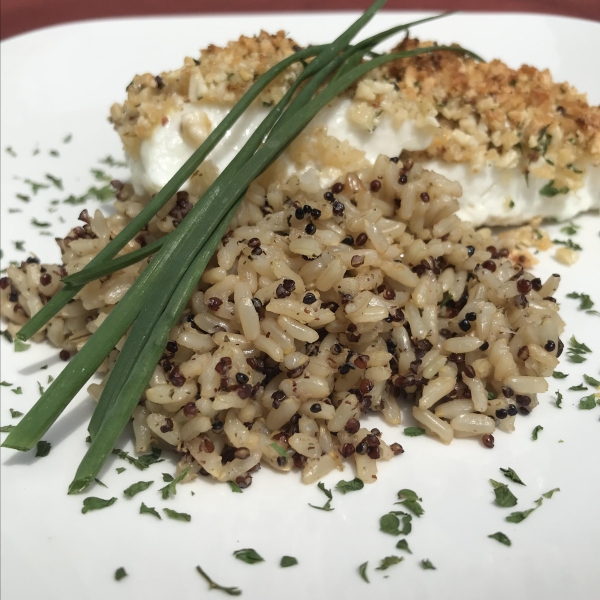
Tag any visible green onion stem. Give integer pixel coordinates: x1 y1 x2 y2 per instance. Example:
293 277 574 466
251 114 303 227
3 3 477 486
68 204 238 493
17 44 327 342
60 237 165 286
85 7 382 439
55 12 466 291
80 42 477 484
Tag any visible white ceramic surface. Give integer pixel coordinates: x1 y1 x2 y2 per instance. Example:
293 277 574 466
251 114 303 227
1 11 599 600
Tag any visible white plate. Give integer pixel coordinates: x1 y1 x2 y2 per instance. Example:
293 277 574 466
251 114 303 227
1 11 600 600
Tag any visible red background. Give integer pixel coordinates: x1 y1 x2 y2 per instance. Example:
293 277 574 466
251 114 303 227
2 0 598 40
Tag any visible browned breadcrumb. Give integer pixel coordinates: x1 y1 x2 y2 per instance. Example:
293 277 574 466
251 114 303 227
380 38 600 191
110 32 599 195
110 31 302 159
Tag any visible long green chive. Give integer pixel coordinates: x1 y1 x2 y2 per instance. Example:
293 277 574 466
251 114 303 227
4 3 478 488
68 204 238 493
50 15 462 291
86 0 391 440
59 12 465 291
82 43 476 485
63 237 166 286
16 44 327 342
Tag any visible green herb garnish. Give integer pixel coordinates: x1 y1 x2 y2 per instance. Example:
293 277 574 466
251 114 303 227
556 390 563 408
196 565 241 596
13 241 25 252
82 496 117 514
114 567 127 581
123 481 153 498
567 336 591 363
403 427 426 436
395 539 412 553
280 556 298 568
488 532 511 546
420 559 436 570
36 440 51 457
560 222 579 236
1 381 13 386
583 375 600 387
112 447 163 470
14 339 30 352
23 178 50 194
2 6 479 495
12 387 22 395
490 479 518 507
579 394 597 410
228 481 243 493
376 556 403 571
94 478 107 488
9 409 23 418
116 467 126 474
336 477 364 494
566 292 595 312
553 238 582 251
158 468 188 499
31 218 51 228
531 425 543 440
163 508 191 522
500 468 526 485
233 548 264 564
309 482 334 511
569 383 587 391
139 502 161 519
552 371 568 379
45 174 63 190
1 425 16 433
540 181 569 197
358 562 369 583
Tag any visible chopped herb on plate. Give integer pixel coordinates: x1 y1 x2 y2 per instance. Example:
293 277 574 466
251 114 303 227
490 479 518 507
11 387 22 395
233 548 264 564
158 468 188 499
82 496 117 514
376 556 403 571
196 565 241 596
228 481 243 493
403 427 426 436
552 371 568 379
583 374 600 387
163 508 191 522
556 390 563 408
123 481 153 498
500 468 526 485
112 447 163 470
139 502 161 519
36 440 52 457
578 394 597 410
532 425 544 440
336 477 364 494
114 567 127 581
395 539 412 553
358 562 369 583
280 556 298 568
488 532 512 546
420 559 436 570
309 482 334 511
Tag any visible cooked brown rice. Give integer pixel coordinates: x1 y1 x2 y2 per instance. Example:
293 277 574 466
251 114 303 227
0 155 564 487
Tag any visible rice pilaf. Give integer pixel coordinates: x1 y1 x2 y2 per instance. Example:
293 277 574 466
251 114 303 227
0 151 564 487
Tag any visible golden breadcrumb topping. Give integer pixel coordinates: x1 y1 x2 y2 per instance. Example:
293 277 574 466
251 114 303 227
379 38 600 191
110 32 600 194
110 31 302 158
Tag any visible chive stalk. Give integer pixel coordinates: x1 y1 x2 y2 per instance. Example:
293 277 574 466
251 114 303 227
4 3 479 491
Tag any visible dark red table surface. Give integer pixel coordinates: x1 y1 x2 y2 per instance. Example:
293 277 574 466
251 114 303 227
2 0 598 40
